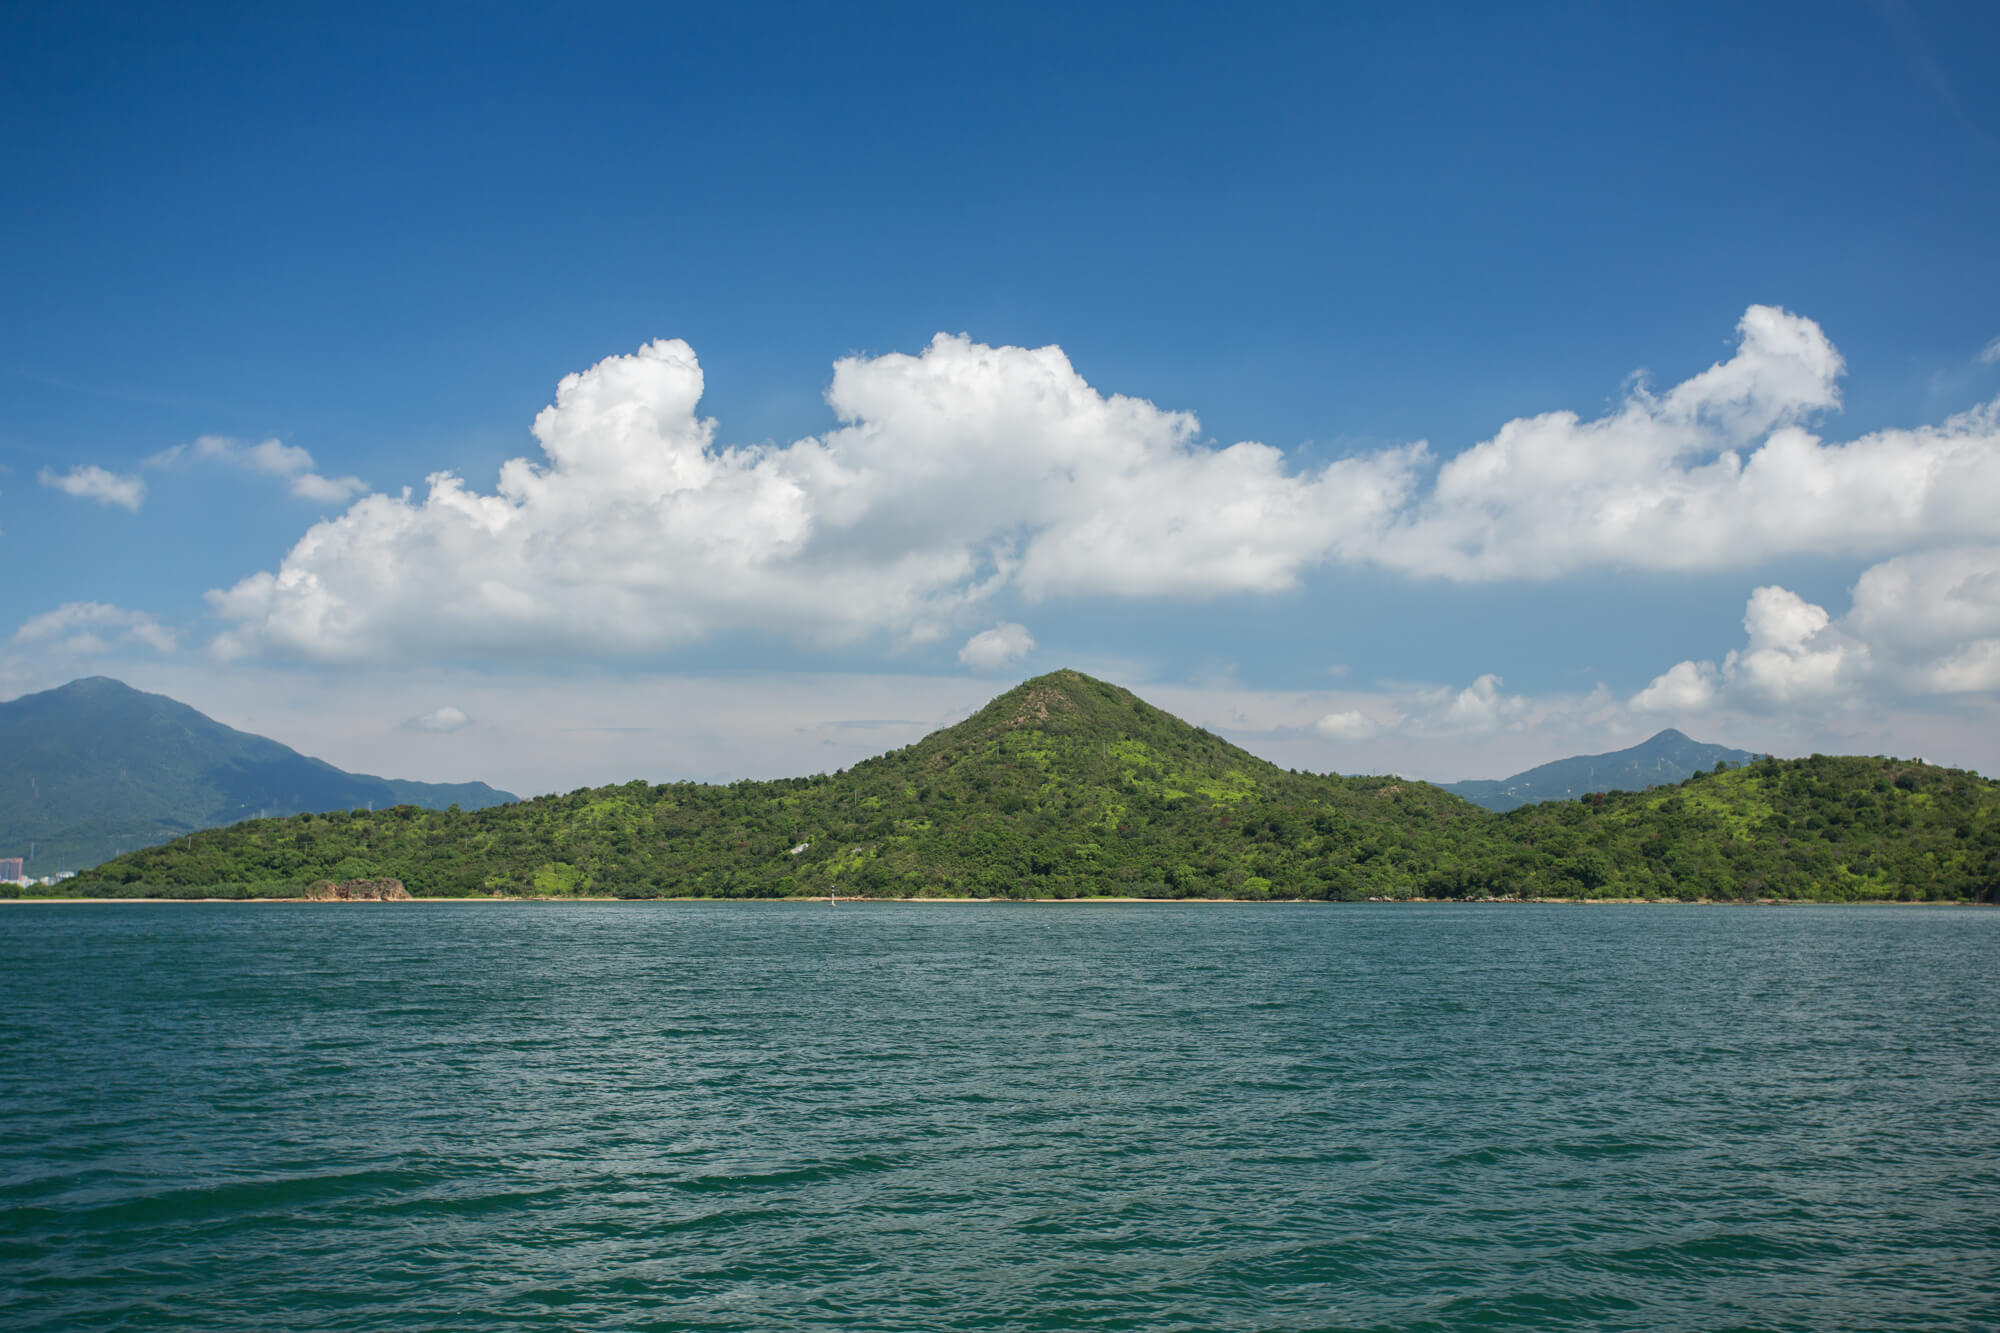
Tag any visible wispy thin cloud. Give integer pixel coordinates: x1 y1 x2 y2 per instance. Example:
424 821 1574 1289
149 434 365 503
38 464 145 511
12 601 175 654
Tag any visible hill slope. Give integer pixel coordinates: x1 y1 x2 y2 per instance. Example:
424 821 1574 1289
1482 753 1999 902
64 670 1488 899
0 677 516 874
1443 729 1756 811
57 670 2000 903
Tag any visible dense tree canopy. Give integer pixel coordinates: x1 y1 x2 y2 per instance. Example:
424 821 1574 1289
44 672 2000 903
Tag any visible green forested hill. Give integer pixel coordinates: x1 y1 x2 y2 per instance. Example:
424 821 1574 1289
51 671 2000 902
1482 754 2000 901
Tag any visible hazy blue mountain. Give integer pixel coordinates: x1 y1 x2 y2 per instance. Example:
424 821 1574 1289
0 677 515 874
1441 729 1757 812
381 778 516 809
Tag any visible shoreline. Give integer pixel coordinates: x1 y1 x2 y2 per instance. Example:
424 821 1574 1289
3 894 1990 907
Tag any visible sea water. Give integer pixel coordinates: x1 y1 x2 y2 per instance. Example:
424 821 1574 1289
2 901 1995 1331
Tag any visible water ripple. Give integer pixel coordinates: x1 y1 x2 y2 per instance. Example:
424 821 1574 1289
1 902 1996 1330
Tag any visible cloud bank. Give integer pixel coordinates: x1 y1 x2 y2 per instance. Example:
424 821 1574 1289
1314 672 1620 748
207 307 2000 666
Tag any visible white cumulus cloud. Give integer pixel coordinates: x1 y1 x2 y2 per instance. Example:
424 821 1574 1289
403 705 472 733
1314 709 1382 740
12 602 176 655
1438 674 1533 733
39 464 145 511
1630 659 1719 713
206 309 2000 666
1635 548 2000 715
1727 585 1857 704
1374 309 2000 579
208 334 1408 663
958 622 1036 672
152 434 366 503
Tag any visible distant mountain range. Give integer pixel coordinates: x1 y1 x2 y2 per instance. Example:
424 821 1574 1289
1440 728 1757 812
0 677 516 875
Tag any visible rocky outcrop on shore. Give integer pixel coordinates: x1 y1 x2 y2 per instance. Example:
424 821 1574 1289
304 878 411 901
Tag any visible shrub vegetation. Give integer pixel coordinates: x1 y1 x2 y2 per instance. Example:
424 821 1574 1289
51 672 2000 903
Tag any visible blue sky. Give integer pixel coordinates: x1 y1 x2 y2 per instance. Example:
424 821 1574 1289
5 1 2000 794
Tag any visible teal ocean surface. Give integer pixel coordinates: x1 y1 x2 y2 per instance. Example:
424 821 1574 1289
3 902 1996 1331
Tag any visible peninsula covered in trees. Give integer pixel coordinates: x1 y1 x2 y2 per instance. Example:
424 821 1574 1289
48 671 2000 903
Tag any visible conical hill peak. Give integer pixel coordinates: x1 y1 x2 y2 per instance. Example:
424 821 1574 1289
942 670 1179 739
892 670 1271 782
